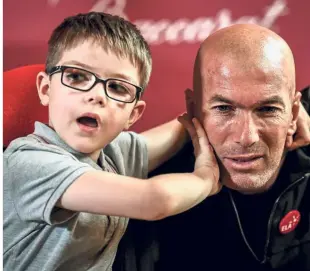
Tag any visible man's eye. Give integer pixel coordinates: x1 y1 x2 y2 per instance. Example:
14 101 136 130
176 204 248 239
214 105 233 113
257 106 280 114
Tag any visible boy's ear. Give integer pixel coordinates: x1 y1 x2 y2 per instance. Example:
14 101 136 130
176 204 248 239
286 91 301 146
36 71 51 106
124 100 146 130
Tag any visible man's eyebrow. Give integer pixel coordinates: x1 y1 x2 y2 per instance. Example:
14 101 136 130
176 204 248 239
209 94 286 109
257 96 286 110
209 94 234 105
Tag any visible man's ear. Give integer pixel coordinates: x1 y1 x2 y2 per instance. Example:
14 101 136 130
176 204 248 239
287 91 302 136
124 100 146 130
36 71 51 106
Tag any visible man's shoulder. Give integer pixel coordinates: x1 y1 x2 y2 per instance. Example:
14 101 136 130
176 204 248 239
285 145 310 176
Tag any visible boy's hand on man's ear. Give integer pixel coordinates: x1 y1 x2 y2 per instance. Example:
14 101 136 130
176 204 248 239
288 102 310 150
185 88 195 120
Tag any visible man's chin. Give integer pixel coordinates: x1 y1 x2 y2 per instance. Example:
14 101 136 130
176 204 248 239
222 175 272 194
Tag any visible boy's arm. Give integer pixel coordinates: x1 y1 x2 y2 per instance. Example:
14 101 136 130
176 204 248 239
57 168 210 221
58 116 220 221
141 118 189 172
289 86 310 149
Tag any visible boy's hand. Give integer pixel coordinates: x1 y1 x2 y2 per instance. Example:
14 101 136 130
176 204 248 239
287 102 310 150
178 113 221 196
185 88 195 120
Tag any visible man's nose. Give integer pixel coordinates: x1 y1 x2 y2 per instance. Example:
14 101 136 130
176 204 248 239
84 82 107 106
233 113 259 147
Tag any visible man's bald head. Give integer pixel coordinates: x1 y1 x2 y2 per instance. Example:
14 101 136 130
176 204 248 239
193 24 295 102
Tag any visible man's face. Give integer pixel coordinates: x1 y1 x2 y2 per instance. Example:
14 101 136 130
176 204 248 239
38 40 145 161
198 61 296 193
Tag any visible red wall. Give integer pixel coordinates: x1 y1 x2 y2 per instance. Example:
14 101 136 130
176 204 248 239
4 0 310 132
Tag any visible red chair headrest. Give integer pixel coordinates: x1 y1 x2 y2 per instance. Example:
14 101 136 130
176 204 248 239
4 64 48 146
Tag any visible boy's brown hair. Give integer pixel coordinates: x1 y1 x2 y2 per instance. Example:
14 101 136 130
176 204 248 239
46 12 152 90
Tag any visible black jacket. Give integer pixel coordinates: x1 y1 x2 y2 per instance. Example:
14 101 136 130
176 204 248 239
151 144 310 271
113 86 310 271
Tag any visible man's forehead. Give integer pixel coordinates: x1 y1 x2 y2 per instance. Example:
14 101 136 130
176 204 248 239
193 24 295 109
199 56 288 93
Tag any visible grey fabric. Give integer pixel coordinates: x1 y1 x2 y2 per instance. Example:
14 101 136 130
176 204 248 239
4 122 148 271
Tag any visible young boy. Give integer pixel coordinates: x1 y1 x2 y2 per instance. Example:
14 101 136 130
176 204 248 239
3 12 220 271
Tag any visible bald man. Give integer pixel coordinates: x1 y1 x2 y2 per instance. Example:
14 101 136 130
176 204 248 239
113 24 310 271
152 24 310 271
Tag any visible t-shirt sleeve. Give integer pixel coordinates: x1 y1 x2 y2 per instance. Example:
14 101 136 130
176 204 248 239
6 141 95 225
105 132 148 179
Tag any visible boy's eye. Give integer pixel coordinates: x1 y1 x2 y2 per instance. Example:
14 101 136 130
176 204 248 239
108 81 130 94
65 71 89 82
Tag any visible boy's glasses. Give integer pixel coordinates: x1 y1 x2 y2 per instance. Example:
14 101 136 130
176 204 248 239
47 66 143 103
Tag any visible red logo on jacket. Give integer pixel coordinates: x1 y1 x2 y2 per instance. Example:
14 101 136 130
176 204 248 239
279 210 301 234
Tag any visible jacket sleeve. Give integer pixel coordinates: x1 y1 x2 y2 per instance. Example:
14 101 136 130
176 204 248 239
301 85 310 114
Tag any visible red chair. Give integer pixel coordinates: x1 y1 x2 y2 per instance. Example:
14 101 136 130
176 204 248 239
4 64 47 147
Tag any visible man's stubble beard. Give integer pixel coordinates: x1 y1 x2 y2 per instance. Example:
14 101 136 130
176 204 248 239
215 153 286 194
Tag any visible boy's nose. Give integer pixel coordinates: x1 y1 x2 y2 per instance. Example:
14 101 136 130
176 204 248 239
85 83 107 106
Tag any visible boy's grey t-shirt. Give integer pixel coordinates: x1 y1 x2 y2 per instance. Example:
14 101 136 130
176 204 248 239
3 122 148 271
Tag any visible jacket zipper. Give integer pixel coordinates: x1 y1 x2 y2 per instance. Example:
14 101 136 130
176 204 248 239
261 175 306 263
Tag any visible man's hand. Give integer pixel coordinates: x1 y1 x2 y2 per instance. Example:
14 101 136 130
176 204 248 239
287 102 310 150
178 113 221 196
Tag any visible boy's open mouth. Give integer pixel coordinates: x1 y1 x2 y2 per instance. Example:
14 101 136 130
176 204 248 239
77 116 98 128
